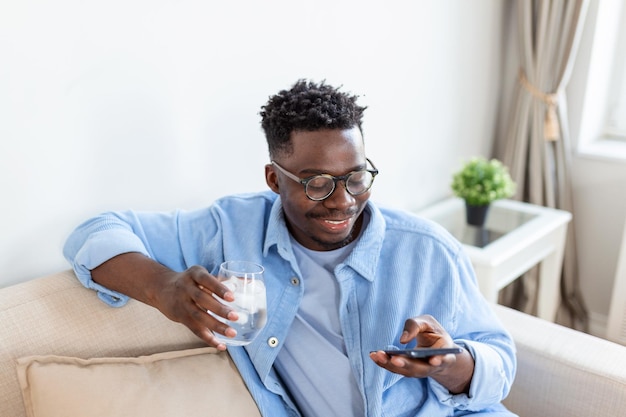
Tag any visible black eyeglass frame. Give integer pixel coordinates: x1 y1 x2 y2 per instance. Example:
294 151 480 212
271 158 379 201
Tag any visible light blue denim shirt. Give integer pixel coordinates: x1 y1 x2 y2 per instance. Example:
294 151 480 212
63 191 516 416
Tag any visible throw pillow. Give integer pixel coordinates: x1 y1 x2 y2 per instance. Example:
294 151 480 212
16 347 261 417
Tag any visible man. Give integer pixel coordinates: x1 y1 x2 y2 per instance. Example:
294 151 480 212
64 79 516 416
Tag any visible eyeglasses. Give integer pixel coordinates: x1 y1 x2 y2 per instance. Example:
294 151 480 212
271 158 379 201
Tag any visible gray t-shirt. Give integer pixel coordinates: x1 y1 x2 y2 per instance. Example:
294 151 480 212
274 234 365 417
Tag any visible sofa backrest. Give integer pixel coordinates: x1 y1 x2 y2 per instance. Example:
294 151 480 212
0 270 207 417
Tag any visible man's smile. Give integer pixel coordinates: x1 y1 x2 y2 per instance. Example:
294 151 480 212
314 216 355 233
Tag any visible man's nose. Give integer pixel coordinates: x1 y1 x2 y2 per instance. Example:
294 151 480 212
323 181 355 208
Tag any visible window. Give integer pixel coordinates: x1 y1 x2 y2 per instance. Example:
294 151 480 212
572 0 626 160
604 1 626 141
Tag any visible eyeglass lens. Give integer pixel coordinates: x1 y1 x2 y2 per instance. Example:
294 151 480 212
306 171 374 200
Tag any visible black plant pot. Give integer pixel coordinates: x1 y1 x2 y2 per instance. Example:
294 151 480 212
465 202 490 227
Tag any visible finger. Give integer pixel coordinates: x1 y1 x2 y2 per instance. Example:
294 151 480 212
369 351 434 378
187 265 234 302
369 350 390 365
188 303 237 343
198 282 235 303
192 324 229 351
189 291 239 335
401 317 435 344
425 352 458 367
395 354 455 377
192 284 238 321
401 315 450 346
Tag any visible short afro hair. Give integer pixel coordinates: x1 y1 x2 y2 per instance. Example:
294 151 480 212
260 79 367 157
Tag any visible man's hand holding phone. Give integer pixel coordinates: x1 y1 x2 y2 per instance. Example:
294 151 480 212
369 315 475 394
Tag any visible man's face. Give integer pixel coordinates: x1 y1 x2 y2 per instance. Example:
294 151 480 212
265 127 371 251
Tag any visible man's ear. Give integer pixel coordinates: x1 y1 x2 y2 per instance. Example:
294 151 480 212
265 164 280 194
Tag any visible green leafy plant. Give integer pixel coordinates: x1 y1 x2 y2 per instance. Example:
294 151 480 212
451 157 516 206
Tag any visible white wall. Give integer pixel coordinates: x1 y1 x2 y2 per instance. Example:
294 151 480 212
0 0 507 287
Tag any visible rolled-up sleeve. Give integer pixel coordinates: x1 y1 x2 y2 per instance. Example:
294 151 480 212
63 213 153 307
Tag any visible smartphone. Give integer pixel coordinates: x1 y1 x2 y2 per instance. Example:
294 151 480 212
381 347 463 358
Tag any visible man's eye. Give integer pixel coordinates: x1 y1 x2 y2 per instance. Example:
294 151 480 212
307 177 332 190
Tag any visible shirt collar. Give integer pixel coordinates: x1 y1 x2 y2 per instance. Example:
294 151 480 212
263 198 386 282
343 203 385 281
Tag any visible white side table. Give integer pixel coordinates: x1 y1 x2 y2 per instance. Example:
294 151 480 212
417 197 572 321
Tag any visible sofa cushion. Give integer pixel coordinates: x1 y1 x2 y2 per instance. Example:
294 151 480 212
16 347 261 417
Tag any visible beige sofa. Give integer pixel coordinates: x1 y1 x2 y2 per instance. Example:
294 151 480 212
2 270 626 417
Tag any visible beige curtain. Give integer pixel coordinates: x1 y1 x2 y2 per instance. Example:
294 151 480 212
496 0 589 330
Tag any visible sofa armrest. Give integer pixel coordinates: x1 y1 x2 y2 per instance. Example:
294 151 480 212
493 304 626 417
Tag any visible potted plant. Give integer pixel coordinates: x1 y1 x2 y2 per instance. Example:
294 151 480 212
451 157 516 227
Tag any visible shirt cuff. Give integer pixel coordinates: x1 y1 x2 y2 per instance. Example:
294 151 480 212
428 340 508 410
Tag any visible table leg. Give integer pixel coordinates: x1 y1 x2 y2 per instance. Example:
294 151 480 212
536 225 568 321
474 265 499 304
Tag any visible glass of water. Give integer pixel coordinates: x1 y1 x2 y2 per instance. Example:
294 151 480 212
211 260 267 346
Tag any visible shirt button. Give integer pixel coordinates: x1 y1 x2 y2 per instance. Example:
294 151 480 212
268 337 279 348
290 277 300 286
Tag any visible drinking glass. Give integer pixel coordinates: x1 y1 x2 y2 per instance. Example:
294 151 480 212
211 260 267 346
